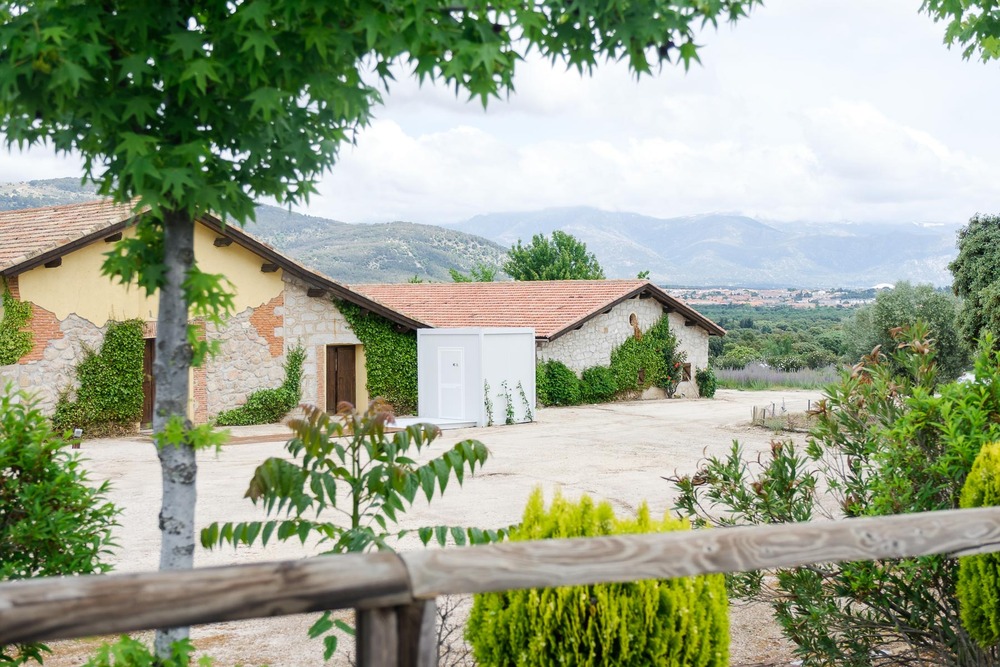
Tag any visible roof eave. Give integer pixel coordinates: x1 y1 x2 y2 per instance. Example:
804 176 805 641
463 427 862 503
1 217 137 277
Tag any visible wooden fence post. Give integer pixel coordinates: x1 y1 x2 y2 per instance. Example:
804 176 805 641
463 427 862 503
357 606 398 667
398 599 438 667
357 600 438 667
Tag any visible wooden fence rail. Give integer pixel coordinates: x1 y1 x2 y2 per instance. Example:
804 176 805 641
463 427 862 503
3 506 1000 665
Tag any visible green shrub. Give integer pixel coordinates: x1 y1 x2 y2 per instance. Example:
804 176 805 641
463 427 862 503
52 319 145 436
958 441 1000 647
659 347 687 398
84 636 217 667
673 324 1000 665
467 489 728 667
579 365 617 403
539 359 581 406
535 363 551 407
716 344 759 370
216 345 305 426
764 354 804 372
2 385 119 665
695 367 717 398
799 347 836 370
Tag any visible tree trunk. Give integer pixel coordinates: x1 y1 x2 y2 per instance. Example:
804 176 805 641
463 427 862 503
153 209 196 658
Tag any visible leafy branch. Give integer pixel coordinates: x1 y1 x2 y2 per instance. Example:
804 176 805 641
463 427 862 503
201 399 509 657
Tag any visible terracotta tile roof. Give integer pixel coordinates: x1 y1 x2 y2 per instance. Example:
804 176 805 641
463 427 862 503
0 199 424 330
351 280 725 339
0 199 139 272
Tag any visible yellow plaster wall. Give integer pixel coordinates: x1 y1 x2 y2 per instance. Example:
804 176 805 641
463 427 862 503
18 232 156 324
192 224 283 314
17 222 283 326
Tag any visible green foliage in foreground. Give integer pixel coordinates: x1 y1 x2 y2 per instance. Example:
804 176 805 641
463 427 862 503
958 442 1000 648
672 325 1000 665
467 488 728 667
203 401 506 659
1 386 119 665
83 636 212 667
215 345 305 426
52 319 145 436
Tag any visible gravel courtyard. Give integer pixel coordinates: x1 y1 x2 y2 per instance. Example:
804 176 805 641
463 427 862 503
44 389 822 666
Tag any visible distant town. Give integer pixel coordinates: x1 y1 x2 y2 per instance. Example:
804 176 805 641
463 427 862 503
666 286 894 308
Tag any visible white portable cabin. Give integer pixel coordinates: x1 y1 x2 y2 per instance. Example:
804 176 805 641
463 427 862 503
417 327 536 427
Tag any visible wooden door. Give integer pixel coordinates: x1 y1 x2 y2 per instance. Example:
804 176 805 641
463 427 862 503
326 345 356 412
141 338 156 426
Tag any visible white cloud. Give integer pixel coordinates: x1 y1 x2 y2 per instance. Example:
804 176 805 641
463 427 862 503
0 146 82 183
303 0 1000 227
4 0 1000 229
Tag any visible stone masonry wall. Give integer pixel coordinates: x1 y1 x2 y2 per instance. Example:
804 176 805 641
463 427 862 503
0 313 107 414
1 289 290 421
203 296 285 419
537 297 713 398
538 297 664 372
282 275 361 410
668 310 710 398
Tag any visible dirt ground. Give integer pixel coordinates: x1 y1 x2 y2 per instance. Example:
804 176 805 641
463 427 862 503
42 389 821 666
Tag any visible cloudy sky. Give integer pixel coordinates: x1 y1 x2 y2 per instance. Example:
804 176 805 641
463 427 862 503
3 0 999 227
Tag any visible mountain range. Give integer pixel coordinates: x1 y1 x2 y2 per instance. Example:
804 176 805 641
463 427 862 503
448 208 961 288
0 179 961 287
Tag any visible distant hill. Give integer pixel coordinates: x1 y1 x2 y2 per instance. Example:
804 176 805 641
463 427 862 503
247 207 507 283
2 180 962 287
0 178 99 210
449 207 961 288
0 179 507 284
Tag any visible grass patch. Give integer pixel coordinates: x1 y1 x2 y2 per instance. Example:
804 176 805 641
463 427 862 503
716 362 840 390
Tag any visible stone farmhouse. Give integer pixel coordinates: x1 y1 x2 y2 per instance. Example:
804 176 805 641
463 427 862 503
351 280 725 397
0 200 420 423
0 200 726 426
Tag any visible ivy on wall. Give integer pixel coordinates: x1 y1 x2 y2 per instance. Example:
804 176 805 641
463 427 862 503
609 314 678 397
52 319 145 436
0 287 33 365
215 345 306 426
537 315 685 407
338 301 417 415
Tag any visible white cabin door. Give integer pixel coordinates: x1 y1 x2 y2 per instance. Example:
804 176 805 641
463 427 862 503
438 347 465 420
